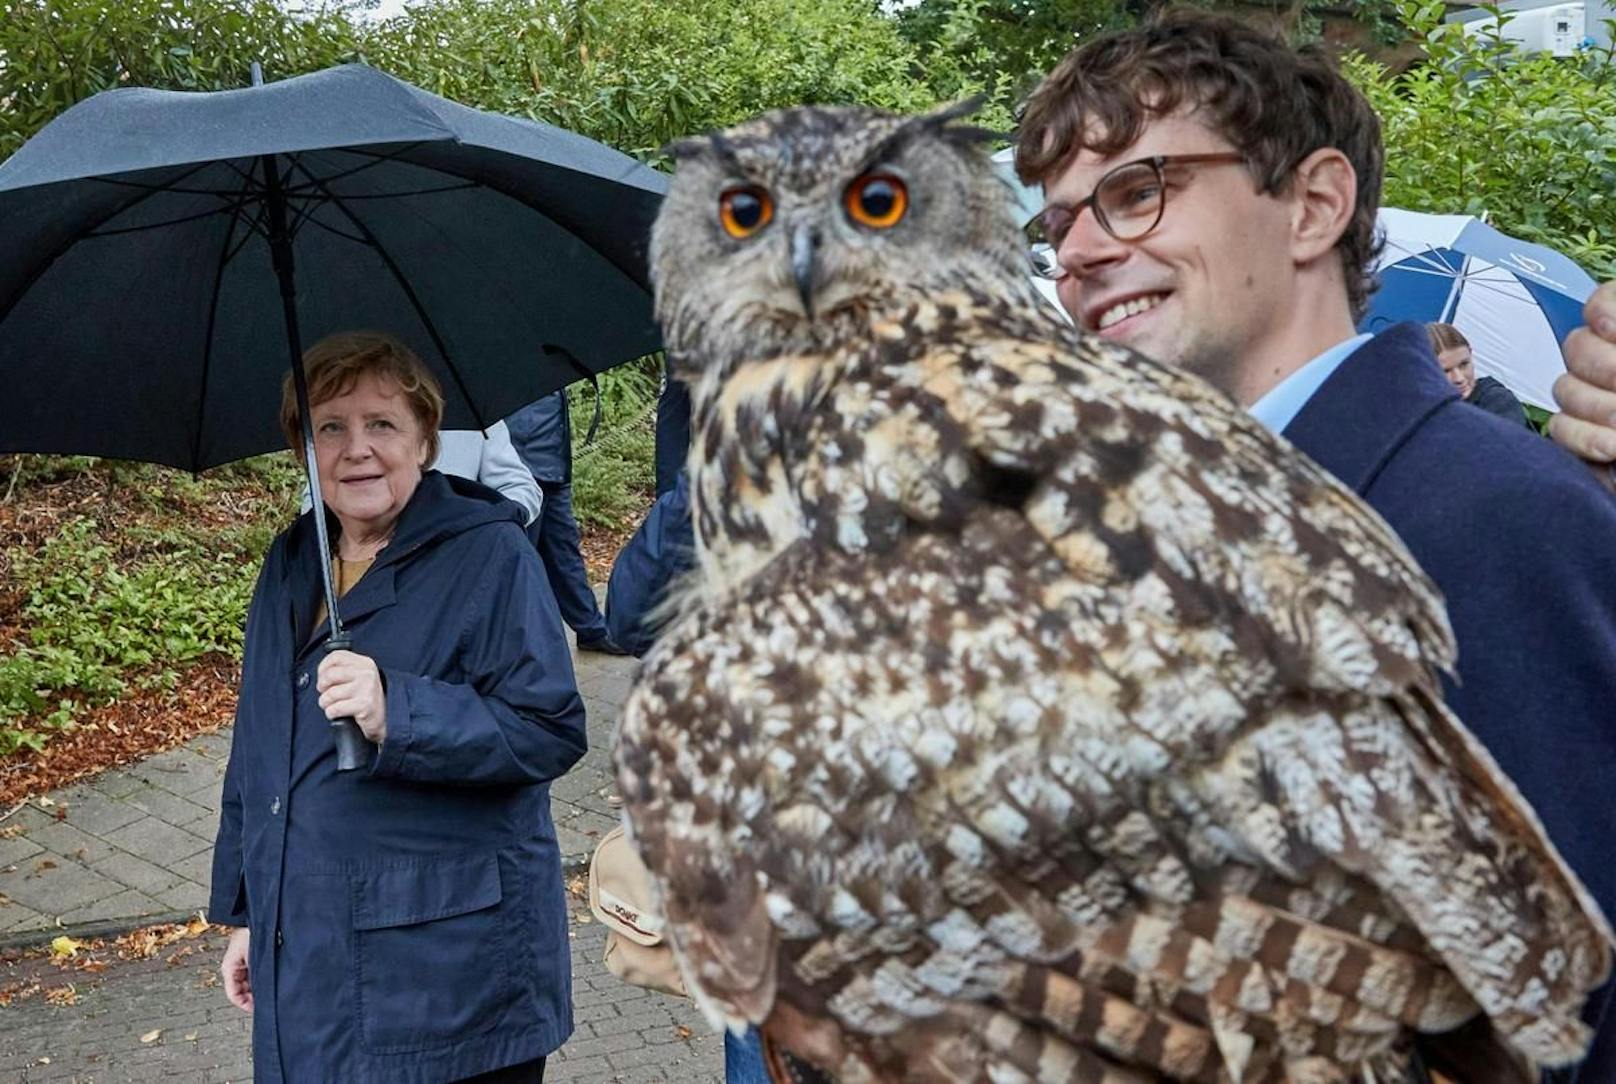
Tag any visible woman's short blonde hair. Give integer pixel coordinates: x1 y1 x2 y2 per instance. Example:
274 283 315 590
1425 322 1471 355
280 331 444 465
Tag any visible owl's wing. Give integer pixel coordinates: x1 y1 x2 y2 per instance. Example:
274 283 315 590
619 510 1605 1083
854 294 1612 1041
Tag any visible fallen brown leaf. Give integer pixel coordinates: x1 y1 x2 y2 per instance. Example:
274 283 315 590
140 1028 162 1043
44 984 77 1006
0 980 41 1006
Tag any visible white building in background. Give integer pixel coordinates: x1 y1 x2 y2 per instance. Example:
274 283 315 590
1447 0 1615 54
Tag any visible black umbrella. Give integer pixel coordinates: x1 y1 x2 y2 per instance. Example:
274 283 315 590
0 62 668 767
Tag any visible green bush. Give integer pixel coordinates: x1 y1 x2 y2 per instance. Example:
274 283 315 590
1348 1 1616 280
568 361 661 531
0 457 297 756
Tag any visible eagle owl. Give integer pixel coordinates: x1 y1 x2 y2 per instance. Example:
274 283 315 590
616 102 1612 1083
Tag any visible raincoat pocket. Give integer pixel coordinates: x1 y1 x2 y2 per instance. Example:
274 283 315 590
352 853 509 1054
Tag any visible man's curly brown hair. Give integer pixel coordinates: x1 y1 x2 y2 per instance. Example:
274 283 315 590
1014 9 1384 319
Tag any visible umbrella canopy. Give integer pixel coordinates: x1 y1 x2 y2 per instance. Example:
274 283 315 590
0 63 668 470
1361 207 1596 409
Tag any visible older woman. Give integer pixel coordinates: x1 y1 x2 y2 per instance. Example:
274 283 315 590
209 331 587 1083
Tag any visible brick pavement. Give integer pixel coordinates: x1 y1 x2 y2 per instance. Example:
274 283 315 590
0 916 723 1082
0 642 725 1081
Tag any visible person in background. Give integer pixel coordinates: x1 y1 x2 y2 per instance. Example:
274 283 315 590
213 331 586 1083
653 361 692 500
603 470 691 657
434 421 545 524
1425 322 1531 427
507 390 626 655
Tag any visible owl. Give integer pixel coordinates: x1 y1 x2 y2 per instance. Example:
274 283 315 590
616 102 1612 1083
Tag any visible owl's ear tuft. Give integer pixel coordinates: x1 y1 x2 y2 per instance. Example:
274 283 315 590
663 135 714 163
919 97 1004 148
868 98 1003 168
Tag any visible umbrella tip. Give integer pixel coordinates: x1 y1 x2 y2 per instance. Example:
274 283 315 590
250 61 264 86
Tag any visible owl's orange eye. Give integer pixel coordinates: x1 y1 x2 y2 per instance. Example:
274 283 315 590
844 173 908 230
718 186 774 239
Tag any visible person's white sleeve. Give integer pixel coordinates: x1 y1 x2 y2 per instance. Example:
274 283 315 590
477 421 544 526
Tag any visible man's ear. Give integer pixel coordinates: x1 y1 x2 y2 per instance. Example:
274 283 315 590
1288 147 1356 264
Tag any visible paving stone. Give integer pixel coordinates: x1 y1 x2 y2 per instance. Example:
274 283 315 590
179 809 222 846
0 900 48 933
0 855 125 915
4 804 58 835
167 850 216 886
101 818 211 865
178 780 225 814
26 820 119 865
131 746 218 785
551 766 611 804
92 851 187 896
88 769 146 800
0 833 44 867
58 887 168 925
123 786 212 831
555 825 598 865
555 808 618 840
184 732 233 760
57 790 145 837
152 880 209 912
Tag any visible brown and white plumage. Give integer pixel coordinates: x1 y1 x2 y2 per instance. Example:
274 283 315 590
617 103 1612 1083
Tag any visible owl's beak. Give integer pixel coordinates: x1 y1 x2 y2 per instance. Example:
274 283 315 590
790 223 818 318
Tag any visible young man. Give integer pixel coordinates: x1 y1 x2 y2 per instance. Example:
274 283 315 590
1016 13 1616 1076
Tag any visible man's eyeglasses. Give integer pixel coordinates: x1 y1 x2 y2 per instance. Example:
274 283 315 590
1030 153 1247 279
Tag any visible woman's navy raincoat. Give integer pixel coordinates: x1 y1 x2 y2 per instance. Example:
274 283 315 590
208 471 588 1082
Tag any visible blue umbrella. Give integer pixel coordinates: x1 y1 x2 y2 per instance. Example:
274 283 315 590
1361 207 1596 408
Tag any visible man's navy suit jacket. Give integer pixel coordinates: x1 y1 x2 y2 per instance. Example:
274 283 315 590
1284 323 1616 1077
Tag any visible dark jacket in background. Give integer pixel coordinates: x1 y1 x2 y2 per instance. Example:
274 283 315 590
209 472 588 1083
604 470 693 656
1466 374 1531 428
654 369 692 499
1284 324 1616 1081
507 391 572 485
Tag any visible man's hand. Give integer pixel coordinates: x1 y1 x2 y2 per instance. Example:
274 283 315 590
1551 281 1616 472
222 927 253 1013
317 650 387 744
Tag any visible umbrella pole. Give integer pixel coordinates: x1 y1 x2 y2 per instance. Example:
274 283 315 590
261 147 373 773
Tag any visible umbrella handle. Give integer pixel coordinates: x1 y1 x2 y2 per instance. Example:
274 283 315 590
326 633 376 772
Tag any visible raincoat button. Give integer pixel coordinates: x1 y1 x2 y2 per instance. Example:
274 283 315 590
270 796 281 815
275 928 284 948
296 671 310 690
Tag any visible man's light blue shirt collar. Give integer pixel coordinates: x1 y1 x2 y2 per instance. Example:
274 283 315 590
1247 333 1372 435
